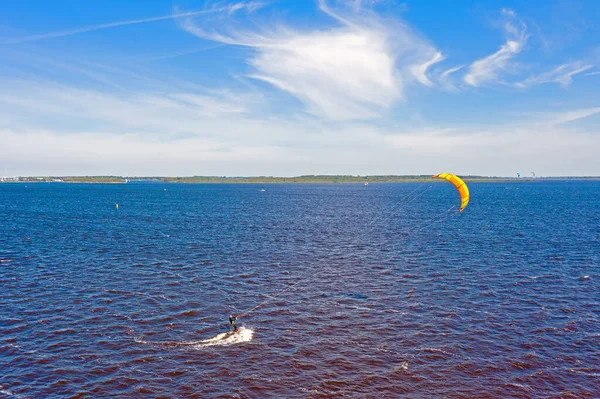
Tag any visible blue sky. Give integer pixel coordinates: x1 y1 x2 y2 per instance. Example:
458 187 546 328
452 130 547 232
0 0 599 176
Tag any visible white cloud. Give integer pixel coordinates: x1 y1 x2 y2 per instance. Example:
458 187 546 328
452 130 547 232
0 127 303 176
464 9 528 87
381 124 600 176
515 62 593 88
3 117 599 177
180 0 441 120
1 79 599 176
2 2 599 177
247 29 400 120
410 51 445 86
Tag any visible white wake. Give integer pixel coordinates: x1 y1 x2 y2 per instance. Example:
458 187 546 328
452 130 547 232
136 327 254 349
190 327 254 348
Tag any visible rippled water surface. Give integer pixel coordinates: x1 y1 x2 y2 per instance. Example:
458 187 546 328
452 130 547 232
1 181 599 398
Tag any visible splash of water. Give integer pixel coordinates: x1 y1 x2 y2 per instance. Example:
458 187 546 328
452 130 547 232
192 327 254 348
136 327 254 349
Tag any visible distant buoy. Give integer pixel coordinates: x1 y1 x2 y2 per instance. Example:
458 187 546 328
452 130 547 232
116 204 119 209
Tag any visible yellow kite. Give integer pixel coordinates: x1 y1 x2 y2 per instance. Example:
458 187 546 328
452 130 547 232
433 173 470 212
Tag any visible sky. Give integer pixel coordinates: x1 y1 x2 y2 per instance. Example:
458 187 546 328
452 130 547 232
0 0 599 177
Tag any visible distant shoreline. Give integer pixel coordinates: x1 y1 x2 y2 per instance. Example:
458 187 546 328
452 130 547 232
2 175 600 184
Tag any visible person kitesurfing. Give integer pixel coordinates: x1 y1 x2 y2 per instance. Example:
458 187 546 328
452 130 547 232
229 314 238 332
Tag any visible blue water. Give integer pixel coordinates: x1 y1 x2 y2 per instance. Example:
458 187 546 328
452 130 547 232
1 182 599 398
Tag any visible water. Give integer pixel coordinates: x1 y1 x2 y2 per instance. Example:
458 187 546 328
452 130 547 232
1 181 599 398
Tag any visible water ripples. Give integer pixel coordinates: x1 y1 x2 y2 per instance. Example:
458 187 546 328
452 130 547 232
1 182 599 397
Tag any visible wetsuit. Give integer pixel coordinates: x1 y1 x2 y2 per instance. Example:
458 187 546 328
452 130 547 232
229 315 238 331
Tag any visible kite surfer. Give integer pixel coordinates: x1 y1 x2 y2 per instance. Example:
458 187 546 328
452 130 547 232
229 314 238 332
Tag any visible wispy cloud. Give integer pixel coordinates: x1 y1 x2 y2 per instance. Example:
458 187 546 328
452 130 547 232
435 64 464 91
441 65 464 78
410 51 445 87
515 61 593 88
2 1 598 176
0 79 259 136
180 0 441 120
0 2 264 45
529 107 600 125
1 77 599 176
464 9 528 87
381 109 600 175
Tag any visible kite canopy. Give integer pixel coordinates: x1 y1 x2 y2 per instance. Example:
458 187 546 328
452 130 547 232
433 173 470 212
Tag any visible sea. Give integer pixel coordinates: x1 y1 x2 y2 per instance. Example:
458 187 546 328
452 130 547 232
1 181 599 398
